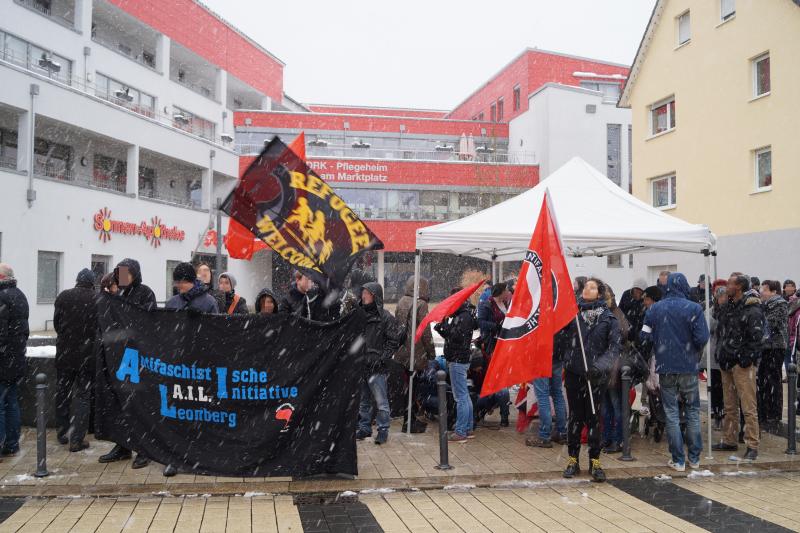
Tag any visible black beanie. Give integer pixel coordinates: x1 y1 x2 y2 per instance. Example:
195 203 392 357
173 262 197 283
75 268 95 286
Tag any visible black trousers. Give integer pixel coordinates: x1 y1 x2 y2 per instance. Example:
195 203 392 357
710 369 724 419
757 348 784 423
565 370 603 461
55 366 93 445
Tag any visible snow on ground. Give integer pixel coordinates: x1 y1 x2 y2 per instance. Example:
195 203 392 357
25 345 56 358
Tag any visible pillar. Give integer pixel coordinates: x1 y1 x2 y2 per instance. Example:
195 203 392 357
16 111 31 173
201 149 215 210
126 145 139 196
260 96 272 110
74 0 92 36
156 34 170 75
216 69 227 105
377 250 385 289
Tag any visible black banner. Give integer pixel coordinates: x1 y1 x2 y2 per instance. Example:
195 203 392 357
95 293 366 477
221 137 384 288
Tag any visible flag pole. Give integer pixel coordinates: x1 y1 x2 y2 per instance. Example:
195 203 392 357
406 250 421 434
574 315 596 415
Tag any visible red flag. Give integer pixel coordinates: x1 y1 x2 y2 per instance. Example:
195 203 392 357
223 133 306 260
480 191 577 397
414 279 486 343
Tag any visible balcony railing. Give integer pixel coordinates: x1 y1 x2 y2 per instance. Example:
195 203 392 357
171 75 216 101
34 161 128 192
91 33 157 71
0 154 17 170
15 0 75 28
236 143 536 164
139 187 202 209
0 47 72 85
347 206 486 223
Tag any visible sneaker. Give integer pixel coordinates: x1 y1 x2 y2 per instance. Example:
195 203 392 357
689 460 700 469
742 448 758 461
667 460 686 472
589 459 606 483
525 436 553 448
563 457 580 478
355 429 371 441
711 442 738 452
448 432 468 443
374 429 388 445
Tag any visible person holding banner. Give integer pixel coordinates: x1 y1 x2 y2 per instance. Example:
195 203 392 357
216 273 249 315
559 278 621 483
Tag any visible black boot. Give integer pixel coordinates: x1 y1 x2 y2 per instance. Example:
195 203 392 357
401 417 428 434
163 464 178 477
99 444 132 463
590 458 607 483
132 454 150 469
69 441 90 452
563 457 580 478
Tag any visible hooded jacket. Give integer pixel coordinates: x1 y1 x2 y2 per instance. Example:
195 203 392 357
394 277 435 370
641 273 709 374
53 271 98 371
717 290 764 370
763 295 788 351
556 298 621 380
165 280 219 313
254 288 280 315
279 284 339 322
361 282 404 375
477 297 505 355
789 295 800 352
0 277 29 382
434 301 477 364
114 259 156 311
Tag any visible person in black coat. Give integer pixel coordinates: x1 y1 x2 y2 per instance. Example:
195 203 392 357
254 288 280 315
280 270 339 322
53 268 98 451
0 263 29 456
559 278 621 483
356 282 403 445
215 272 248 315
99 258 155 469
165 263 219 313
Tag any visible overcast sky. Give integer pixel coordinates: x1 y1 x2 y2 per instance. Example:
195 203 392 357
202 0 656 110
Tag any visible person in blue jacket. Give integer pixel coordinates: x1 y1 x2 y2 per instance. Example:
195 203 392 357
166 263 220 314
641 272 709 472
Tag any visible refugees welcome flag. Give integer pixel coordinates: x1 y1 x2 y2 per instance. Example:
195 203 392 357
481 191 577 397
221 137 383 287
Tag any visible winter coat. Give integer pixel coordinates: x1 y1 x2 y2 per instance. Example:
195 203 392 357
434 301 477 364
619 291 646 344
477 297 505 355
763 295 789 351
361 282 404 376
216 291 249 315
53 281 98 371
165 281 219 313
0 278 30 383
556 298 621 385
279 284 339 322
254 288 280 315
789 296 800 353
717 292 764 370
641 273 709 374
709 315 721 371
394 277 435 371
114 259 156 311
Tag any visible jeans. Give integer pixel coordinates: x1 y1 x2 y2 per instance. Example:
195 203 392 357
0 381 21 453
659 373 702 466
449 361 473 436
56 367 93 445
476 389 510 421
533 365 567 440
358 374 391 433
602 385 623 446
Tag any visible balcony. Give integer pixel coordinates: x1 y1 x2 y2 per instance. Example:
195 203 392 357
15 0 76 29
227 73 265 110
138 150 204 209
170 41 217 102
91 0 159 71
0 28 72 85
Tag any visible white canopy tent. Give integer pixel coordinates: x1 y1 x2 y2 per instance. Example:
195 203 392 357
405 157 717 456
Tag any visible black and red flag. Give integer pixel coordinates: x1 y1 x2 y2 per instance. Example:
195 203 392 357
221 137 384 288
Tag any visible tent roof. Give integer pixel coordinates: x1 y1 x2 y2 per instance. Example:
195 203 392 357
415 157 715 261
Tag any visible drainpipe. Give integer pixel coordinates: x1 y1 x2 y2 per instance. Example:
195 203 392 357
27 83 39 208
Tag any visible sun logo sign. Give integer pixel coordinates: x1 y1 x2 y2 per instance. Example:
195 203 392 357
96 207 113 242
92 208 186 246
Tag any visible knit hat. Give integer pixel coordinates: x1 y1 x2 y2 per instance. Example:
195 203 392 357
219 272 236 290
76 268 95 286
172 262 197 283
632 278 647 291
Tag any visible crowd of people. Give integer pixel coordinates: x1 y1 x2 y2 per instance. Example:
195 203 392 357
0 257 798 484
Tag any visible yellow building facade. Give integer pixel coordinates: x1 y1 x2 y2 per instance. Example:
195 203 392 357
621 0 800 282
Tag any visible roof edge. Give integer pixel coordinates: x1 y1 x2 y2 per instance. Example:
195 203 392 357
619 0 664 108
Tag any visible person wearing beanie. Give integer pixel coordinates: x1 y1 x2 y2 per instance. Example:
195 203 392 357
216 272 248 315
53 268 98 452
619 278 649 345
165 262 219 314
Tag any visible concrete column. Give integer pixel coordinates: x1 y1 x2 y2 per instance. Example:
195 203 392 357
216 69 227 105
16 111 31 173
377 250 385 289
74 0 92 35
201 149 215 210
260 96 272 110
156 34 170 75
126 145 139 196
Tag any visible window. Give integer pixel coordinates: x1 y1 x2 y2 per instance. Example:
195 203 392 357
166 260 182 299
651 174 677 209
93 154 127 191
490 104 497 123
752 53 770 97
579 81 621 103
0 128 18 169
720 0 735 21
755 147 771 190
650 96 676 135
677 11 691 45
497 98 504 122
91 255 111 291
607 124 621 186
513 85 521 111
37 251 61 303
34 137 72 180
1 30 72 84
172 106 215 141
95 72 156 117
607 255 622 268
138 165 156 198
386 190 418 219
477 112 484 122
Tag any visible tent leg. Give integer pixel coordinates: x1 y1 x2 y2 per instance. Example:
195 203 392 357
704 253 714 459
498 261 504 281
407 251 421 435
